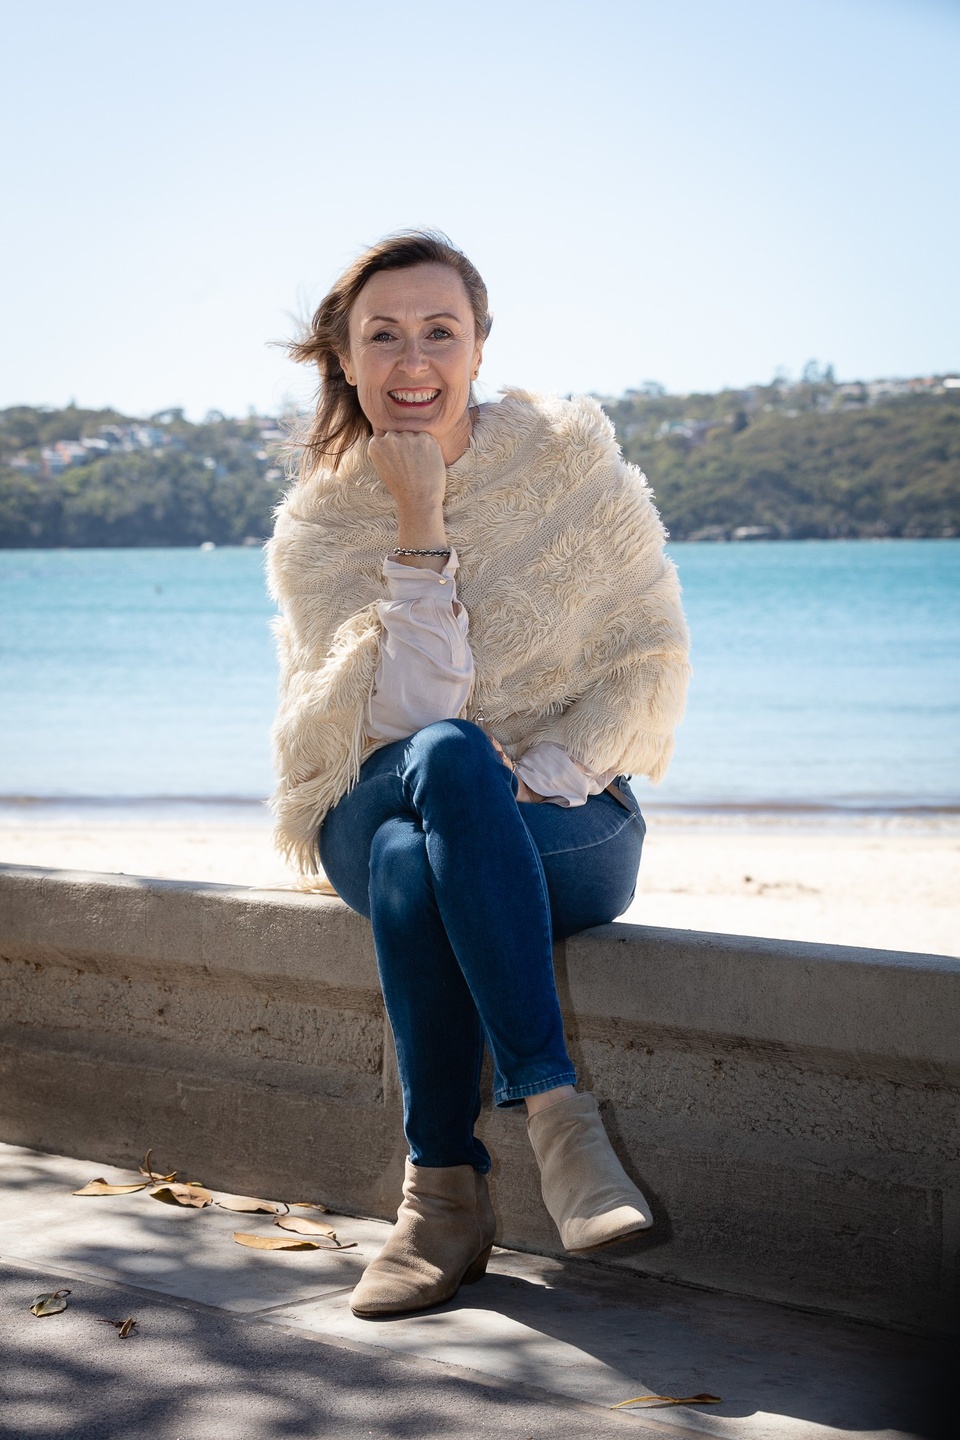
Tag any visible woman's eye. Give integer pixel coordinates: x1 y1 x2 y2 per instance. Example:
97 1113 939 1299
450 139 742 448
371 331 393 343
427 327 452 340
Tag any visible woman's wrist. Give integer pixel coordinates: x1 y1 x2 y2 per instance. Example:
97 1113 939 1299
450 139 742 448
395 506 448 570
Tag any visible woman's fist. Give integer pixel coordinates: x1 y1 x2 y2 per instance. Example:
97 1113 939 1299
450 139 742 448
369 431 447 516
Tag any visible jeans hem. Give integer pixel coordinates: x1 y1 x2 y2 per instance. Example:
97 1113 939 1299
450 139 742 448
408 1155 492 1175
494 1071 577 1108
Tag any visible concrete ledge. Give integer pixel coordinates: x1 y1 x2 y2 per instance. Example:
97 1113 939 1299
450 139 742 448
1 863 957 1334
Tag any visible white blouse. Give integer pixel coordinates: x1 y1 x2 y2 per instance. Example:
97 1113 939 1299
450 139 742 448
365 550 615 806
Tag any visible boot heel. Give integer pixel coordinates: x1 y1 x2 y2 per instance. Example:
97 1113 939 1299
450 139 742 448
462 1244 492 1284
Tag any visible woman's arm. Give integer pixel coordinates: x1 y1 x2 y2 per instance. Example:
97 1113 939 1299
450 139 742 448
365 552 474 741
365 430 592 805
513 743 615 806
367 558 610 807
369 430 450 574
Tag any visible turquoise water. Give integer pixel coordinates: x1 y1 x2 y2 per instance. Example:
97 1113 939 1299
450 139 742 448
1 541 958 810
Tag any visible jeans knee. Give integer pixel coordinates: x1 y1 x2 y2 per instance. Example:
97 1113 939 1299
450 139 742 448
406 719 495 780
369 820 433 927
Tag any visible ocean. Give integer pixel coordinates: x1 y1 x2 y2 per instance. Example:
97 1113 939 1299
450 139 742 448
1 540 958 814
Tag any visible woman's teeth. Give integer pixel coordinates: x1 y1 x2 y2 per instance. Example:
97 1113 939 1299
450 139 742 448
389 389 440 405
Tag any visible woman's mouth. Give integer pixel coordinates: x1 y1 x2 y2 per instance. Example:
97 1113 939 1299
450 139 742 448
388 389 440 408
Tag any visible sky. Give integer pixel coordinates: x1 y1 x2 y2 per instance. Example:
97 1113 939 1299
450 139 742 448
2 0 958 419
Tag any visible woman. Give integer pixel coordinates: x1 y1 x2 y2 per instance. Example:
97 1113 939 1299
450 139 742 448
267 231 689 1319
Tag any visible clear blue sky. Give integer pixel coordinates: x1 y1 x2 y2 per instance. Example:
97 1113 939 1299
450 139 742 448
2 0 957 418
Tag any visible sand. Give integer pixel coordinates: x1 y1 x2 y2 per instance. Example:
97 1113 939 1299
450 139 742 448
2 803 957 959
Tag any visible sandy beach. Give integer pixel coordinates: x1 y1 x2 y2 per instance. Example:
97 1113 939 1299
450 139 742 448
2 804 957 959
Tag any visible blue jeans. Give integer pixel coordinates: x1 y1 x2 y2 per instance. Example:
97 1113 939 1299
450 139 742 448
319 720 645 1173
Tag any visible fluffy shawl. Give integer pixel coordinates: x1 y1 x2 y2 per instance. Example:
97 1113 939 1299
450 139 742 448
266 389 690 873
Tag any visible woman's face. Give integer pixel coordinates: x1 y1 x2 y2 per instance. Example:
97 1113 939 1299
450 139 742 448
340 263 484 464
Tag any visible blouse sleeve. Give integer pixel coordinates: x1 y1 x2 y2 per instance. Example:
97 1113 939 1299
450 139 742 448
364 549 475 742
366 554 616 807
514 742 616 807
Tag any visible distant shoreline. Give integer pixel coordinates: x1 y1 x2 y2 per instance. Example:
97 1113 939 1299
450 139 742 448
3 535 960 552
2 794 958 833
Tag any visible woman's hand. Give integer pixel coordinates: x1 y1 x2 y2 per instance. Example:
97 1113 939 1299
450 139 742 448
369 431 449 570
369 431 448 518
490 738 546 804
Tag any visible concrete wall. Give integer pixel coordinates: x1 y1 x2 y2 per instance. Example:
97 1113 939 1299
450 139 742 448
1 862 957 1335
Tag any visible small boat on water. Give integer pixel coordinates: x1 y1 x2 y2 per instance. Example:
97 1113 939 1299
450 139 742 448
199 541 216 551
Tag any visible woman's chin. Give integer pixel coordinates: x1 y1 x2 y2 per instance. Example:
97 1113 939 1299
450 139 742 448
389 411 439 427
368 404 472 462
384 401 444 426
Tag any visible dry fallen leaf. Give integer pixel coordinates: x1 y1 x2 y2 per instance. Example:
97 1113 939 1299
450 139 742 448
30 1289 71 1316
291 1201 331 1213
97 1316 138 1338
274 1214 338 1240
215 1194 288 1214
150 1183 213 1208
232 1231 322 1251
73 1177 150 1196
139 1148 177 1184
612 1393 722 1410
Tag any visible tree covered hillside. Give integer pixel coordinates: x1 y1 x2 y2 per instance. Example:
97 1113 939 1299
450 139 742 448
605 382 959 541
0 405 282 547
1 379 958 546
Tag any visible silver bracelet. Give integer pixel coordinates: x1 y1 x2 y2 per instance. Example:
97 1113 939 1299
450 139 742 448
391 547 451 557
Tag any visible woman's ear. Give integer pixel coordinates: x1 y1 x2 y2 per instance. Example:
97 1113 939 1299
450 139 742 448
337 353 356 387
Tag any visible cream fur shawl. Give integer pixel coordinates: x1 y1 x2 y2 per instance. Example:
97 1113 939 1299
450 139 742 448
266 390 690 873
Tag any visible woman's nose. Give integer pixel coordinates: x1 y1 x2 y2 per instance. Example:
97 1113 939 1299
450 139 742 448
400 339 429 375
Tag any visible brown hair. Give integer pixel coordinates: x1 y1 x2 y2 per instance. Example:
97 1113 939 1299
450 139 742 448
289 231 493 473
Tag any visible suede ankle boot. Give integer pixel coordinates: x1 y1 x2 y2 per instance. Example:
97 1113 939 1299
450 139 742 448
350 1160 496 1318
526 1091 653 1253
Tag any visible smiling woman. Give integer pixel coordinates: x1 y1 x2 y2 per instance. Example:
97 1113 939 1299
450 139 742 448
343 264 484 463
290 233 492 473
268 230 690 1323
342 264 486 572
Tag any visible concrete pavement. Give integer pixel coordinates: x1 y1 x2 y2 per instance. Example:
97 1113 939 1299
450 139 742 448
0 1143 947 1440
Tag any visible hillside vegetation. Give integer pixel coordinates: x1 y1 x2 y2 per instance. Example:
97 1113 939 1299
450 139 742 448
0 406 279 547
1 379 958 546
605 381 959 540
